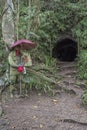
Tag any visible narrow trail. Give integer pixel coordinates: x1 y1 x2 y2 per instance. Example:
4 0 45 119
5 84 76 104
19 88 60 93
54 61 85 96
0 61 87 130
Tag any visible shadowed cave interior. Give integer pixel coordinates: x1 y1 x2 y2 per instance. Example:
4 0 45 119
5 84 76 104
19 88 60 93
52 38 78 62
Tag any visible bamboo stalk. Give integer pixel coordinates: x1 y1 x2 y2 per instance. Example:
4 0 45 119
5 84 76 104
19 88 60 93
16 0 20 40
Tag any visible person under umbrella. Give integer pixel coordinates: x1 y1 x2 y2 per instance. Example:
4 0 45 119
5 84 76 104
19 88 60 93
8 39 37 97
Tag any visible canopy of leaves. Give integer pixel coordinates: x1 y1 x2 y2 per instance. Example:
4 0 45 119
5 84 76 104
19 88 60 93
12 0 87 51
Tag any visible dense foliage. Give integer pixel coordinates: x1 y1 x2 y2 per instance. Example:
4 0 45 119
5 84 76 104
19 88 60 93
14 1 87 50
0 0 87 60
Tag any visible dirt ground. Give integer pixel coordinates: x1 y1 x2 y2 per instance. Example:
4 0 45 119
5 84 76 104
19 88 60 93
0 61 87 130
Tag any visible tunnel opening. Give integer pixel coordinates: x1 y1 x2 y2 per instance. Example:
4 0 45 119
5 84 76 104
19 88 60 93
52 37 78 62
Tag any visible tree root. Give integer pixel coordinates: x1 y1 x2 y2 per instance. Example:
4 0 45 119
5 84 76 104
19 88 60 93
58 119 87 125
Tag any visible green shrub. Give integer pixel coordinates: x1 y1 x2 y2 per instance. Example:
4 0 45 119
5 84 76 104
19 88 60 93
78 50 87 79
82 91 87 105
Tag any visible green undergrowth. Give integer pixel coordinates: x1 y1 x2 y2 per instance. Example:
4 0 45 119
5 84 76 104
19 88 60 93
0 40 8 76
78 50 87 79
82 90 87 105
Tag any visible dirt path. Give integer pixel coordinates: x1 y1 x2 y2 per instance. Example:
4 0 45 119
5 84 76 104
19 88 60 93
0 61 87 130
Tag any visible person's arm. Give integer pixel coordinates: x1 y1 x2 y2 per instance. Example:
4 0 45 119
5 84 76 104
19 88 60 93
8 52 18 67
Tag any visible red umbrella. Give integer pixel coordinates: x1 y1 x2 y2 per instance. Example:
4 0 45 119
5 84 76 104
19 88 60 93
11 39 37 50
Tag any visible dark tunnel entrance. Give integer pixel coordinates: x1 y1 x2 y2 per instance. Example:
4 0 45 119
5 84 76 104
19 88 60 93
52 37 78 62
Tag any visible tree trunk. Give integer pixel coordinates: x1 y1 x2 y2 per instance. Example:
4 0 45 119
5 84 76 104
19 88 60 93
2 0 15 50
